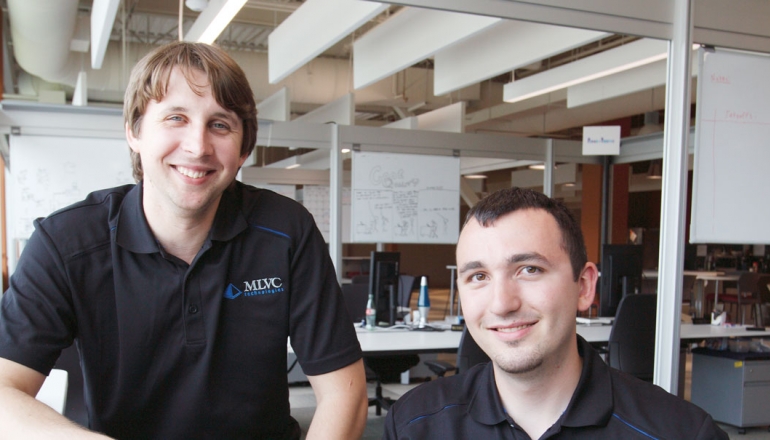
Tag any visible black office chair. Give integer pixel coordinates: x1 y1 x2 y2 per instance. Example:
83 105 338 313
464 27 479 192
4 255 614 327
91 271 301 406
341 283 369 324
423 327 490 378
396 274 419 319
607 293 657 382
351 274 370 285
364 355 419 416
354 274 421 416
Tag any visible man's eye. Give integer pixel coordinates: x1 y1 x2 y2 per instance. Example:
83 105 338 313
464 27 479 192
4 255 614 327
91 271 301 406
522 266 540 275
470 273 487 282
212 122 230 131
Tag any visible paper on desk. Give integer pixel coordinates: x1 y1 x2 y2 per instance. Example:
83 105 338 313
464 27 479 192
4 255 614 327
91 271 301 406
576 317 614 325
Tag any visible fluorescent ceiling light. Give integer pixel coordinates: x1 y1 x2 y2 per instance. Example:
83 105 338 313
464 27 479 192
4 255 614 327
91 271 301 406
91 0 120 69
504 38 668 104
528 164 558 170
184 0 247 44
567 45 699 108
269 0 387 84
464 174 487 179
286 163 301 170
341 148 351 154
434 20 607 96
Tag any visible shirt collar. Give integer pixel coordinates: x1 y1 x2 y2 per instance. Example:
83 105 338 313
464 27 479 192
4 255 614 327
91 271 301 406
114 181 249 253
468 362 510 425
559 335 614 428
466 336 614 429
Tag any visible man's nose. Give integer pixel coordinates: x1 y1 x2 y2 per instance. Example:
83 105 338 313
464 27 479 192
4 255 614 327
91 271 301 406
182 123 213 157
487 277 522 316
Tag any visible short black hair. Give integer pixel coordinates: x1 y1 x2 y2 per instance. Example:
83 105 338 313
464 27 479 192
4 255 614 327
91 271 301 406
463 187 587 281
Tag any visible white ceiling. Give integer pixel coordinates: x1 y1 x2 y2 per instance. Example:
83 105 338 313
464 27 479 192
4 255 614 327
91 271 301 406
4 0 770 147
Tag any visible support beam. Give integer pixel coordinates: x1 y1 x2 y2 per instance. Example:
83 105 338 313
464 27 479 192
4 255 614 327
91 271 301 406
654 0 693 394
543 139 554 197
504 39 668 104
460 177 480 208
294 93 355 125
435 20 607 95
91 0 120 69
268 0 387 83
329 124 343 282
354 7 499 89
184 0 248 44
256 87 291 121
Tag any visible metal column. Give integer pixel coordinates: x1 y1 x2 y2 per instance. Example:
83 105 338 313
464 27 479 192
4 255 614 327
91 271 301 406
654 0 693 393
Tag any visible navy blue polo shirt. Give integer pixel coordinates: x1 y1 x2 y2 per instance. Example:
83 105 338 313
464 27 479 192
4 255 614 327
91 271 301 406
0 182 362 439
384 336 728 439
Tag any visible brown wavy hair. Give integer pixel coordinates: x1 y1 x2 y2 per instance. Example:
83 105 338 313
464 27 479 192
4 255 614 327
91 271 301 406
123 41 257 182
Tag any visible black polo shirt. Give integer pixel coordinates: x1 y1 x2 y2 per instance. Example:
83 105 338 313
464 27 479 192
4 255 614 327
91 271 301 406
0 182 362 439
384 336 727 439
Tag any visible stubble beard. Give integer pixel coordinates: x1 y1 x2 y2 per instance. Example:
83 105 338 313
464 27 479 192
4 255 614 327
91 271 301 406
493 340 544 376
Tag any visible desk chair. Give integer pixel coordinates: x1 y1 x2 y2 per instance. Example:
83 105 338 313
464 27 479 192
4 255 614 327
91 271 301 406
758 274 770 327
364 355 419 416
351 274 369 285
341 283 369 323
423 327 489 378
397 274 419 318
607 293 657 382
358 274 429 415
707 272 763 325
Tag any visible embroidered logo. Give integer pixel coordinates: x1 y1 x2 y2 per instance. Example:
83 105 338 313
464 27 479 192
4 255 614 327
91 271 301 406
224 278 284 299
224 284 243 299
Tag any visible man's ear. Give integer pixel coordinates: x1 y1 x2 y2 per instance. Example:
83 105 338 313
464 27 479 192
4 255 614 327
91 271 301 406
238 151 249 168
125 122 140 153
576 262 599 312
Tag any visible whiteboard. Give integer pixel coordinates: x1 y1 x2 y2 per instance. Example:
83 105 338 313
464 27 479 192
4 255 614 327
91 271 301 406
9 135 134 241
301 185 351 243
351 151 460 244
691 49 770 244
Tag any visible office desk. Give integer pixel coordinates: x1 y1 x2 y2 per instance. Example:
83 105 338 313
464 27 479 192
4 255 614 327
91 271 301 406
357 324 616 354
641 270 739 318
288 323 770 355
578 323 770 342
355 328 463 355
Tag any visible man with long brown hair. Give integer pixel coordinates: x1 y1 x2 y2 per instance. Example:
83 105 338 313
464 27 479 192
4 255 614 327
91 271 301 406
0 41 367 439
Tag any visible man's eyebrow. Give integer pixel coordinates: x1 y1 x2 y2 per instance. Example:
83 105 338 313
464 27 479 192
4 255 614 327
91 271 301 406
211 111 239 123
507 252 550 266
161 106 238 122
458 260 484 275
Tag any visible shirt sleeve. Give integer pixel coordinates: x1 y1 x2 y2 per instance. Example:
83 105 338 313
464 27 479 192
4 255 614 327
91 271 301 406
695 414 729 440
0 219 75 374
382 404 400 439
286 209 362 376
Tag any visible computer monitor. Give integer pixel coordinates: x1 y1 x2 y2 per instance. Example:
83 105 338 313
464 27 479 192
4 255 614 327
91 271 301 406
368 251 400 326
599 244 644 317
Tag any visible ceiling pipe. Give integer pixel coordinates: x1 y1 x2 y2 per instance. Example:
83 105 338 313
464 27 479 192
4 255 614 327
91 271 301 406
7 0 82 87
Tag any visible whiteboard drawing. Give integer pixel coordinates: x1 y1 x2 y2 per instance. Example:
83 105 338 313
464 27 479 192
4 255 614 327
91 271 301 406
9 135 134 240
351 152 460 244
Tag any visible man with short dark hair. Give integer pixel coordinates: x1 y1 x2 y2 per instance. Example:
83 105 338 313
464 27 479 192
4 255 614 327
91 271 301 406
384 187 727 439
0 41 367 439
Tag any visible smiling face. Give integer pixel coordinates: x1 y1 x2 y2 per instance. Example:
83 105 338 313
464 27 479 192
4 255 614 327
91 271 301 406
456 208 596 378
126 67 247 221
